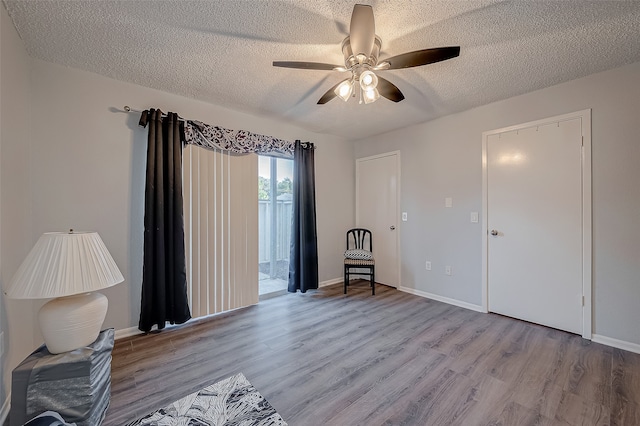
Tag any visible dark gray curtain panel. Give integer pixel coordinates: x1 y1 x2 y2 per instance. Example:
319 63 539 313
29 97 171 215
288 140 319 293
138 109 191 332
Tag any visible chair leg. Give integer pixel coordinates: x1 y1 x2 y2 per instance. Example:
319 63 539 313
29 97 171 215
371 266 375 295
344 266 348 294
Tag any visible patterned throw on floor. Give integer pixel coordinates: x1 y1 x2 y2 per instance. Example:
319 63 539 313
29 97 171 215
126 373 287 426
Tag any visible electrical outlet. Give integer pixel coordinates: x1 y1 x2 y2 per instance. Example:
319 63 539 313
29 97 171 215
425 261 431 271
445 266 452 276
445 197 453 208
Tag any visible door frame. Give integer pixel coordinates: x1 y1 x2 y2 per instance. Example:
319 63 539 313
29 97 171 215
481 109 592 339
356 151 401 288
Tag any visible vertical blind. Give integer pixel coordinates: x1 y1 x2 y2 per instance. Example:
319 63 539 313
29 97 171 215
183 145 259 319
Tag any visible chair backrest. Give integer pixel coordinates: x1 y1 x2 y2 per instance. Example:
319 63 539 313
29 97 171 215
346 228 372 251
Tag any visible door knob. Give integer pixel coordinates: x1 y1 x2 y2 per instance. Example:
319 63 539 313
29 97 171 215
490 230 498 236
390 225 396 230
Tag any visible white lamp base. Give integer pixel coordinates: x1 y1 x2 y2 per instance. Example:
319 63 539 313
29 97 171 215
38 292 108 354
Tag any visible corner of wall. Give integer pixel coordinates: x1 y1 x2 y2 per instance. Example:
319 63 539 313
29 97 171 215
1 1 38 403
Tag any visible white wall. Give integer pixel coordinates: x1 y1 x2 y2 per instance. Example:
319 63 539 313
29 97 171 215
353 61 640 346
0 4 37 410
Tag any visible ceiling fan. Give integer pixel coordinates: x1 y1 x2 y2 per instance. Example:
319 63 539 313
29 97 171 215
273 4 460 105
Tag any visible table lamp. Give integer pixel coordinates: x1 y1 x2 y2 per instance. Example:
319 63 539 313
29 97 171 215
4 230 124 354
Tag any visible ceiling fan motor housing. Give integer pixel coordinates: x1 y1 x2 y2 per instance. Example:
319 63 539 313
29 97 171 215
341 36 382 70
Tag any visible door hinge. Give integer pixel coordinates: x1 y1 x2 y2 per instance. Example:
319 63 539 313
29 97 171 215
582 295 585 306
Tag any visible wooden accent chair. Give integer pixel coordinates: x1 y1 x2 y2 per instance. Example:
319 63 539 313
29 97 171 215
343 228 375 295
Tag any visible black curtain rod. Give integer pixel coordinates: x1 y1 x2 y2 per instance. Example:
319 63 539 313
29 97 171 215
124 106 185 122
298 141 315 149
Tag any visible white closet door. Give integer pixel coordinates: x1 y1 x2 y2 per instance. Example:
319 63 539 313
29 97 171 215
487 118 583 334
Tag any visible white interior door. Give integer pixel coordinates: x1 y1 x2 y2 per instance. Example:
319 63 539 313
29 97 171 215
485 116 586 335
356 152 400 287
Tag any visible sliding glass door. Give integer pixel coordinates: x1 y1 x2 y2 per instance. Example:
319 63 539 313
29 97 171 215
258 156 293 296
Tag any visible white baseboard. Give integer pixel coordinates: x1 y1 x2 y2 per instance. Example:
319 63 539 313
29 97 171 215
114 302 262 341
592 334 640 354
114 279 341 340
319 277 342 287
115 326 144 340
114 319 191 340
398 286 485 313
1 393 10 425
400 287 640 354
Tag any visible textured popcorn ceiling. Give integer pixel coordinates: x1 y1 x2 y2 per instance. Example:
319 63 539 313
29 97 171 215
4 0 640 139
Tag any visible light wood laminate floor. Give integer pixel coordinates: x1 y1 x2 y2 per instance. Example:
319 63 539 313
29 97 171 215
105 283 640 425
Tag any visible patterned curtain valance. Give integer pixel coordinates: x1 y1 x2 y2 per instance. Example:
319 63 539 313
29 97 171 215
184 120 294 158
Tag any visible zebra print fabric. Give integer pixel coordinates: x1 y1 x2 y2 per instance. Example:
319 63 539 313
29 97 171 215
126 373 287 426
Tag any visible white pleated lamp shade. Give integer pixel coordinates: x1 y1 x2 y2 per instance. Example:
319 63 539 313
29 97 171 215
5 231 124 299
5 231 123 353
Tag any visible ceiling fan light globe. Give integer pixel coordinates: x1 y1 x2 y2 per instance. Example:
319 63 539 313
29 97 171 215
335 80 354 102
363 87 380 104
360 70 378 91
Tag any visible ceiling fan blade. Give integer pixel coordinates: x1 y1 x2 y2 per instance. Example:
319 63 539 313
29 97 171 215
349 4 375 57
317 79 348 104
376 76 405 103
383 46 460 70
273 61 342 71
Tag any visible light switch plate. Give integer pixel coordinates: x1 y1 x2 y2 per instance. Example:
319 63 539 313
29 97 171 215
425 261 431 270
445 266 452 276
470 211 479 223
445 197 453 208
402 212 408 221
